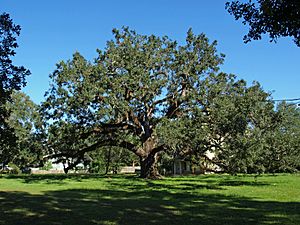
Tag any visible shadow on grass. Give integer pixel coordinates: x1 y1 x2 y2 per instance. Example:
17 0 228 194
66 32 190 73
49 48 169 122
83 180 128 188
2 174 111 184
217 180 269 187
0 187 299 225
2 174 269 188
174 179 269 189
146 181 224 190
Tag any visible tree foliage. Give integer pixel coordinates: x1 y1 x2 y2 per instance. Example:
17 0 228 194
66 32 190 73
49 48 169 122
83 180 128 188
42 27 224 178
0 13 30 163
4 91 44 168
89 147 138 174
226 0 300 46
158 73 281 174
261 102 300 172
42 27 299 178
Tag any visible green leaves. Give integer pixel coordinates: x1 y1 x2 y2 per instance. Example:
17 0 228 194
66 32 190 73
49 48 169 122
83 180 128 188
4 91 44 168
42 27 299 176
262 103 300 172
44 27 225 139
0 13 31 164
226 0 300 46
42 27 227 175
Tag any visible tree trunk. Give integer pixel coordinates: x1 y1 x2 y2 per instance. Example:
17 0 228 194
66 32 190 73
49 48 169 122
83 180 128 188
105 148 111 175
139 152 159 179
63 165 69 174
136 136 163 179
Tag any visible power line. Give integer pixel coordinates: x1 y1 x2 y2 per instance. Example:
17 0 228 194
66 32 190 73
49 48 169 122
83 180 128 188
272 98 300 102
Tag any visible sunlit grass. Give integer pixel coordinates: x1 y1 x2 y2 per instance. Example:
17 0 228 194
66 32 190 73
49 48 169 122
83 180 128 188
0 173 299 225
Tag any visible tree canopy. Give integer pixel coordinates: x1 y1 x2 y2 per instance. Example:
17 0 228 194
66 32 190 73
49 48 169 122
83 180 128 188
42 27 293 178
158 73 280 174
0 13 30 164
262 102 300 172
0 22 298 177
5 91 44 169
42 27 226 178
226 0 300 46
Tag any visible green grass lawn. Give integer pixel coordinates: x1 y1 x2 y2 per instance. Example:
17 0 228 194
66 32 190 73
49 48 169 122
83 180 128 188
0 173 299 225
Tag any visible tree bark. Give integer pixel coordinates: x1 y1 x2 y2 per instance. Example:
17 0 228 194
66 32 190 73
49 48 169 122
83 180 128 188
63 164 69 174
139 152 159 178
105 148 111 175
136 135 167 179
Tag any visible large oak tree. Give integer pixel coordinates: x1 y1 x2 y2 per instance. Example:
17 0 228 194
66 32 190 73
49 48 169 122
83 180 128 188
42 28 224 178
42 28 294 177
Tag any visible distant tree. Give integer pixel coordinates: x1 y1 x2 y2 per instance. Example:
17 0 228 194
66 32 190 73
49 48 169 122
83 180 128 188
211 81 279 174
5 91 44 169
159 73 279 174
42 27 224 178
0 13 31 164
89 147 138 174
226 0 300 46
261 102 300 172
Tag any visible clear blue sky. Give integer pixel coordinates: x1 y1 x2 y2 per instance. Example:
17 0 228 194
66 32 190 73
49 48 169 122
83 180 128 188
2 0 299 103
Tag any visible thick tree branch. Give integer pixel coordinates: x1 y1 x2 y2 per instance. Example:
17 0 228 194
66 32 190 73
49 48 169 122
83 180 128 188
45 139 137 163
151 144 168 154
